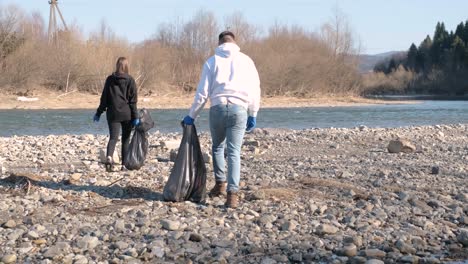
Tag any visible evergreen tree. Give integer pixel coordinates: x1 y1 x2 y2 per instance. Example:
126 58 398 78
387 58 397 73
431 22 450 66
451 36 465 70
455 22 465 40
418 35 432 72
406 43 418 71
463 20 468 43
464 21 468 66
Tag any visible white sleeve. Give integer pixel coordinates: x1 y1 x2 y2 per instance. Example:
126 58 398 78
248 60 261 117
189 62 212 119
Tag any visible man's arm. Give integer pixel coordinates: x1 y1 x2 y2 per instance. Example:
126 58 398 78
189 62 212 119
248 60 261 117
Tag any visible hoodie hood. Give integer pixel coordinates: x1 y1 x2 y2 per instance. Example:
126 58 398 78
112 72 130 79
215 42 240 58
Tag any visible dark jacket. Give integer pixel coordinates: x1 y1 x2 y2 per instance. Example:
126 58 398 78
96 73 138 122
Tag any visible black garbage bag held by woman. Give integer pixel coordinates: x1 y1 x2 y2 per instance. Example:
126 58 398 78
124 109 154 170
163 123 207 203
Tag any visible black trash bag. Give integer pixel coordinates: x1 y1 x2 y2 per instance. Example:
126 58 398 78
138 108 155 133
163 124 207 203
124 129 148 170
124 109 154 170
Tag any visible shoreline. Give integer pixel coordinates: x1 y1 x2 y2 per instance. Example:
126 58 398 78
0 91 418 110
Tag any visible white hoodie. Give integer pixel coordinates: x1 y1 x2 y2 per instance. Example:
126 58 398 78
188 42 261 119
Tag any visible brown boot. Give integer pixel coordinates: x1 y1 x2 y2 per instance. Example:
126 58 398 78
225 192 239 208
209 181 227 197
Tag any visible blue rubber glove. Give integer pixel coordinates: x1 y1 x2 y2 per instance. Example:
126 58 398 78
183 115 194 125
246 116 256 132
132 119 140 126
93 114 100 122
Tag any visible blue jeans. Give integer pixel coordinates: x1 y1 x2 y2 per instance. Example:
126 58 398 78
209 103 247 193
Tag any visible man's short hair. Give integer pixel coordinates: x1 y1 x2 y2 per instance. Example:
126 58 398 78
218 31 236 42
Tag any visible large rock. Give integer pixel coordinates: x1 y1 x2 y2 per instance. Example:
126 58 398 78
387 139 416 153
99 148 119 163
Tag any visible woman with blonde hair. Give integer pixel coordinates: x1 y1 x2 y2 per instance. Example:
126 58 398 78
93 57 139 171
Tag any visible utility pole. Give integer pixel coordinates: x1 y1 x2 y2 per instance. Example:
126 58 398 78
48 0 68 44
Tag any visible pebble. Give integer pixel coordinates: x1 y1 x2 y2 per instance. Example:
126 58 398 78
77 235 100 250
114 241 128 250
160 219 180 231
33 239 47 245
364 249 386 258
366 260 384 264
189 233 203 242
316 224 339 235
26 230 40 239
396 239 416 254
2 220 16 228
43 242 71 258
399 255 419 263
337 244 357 257
1 254 17 264
114 220 125 232
457 228 468 246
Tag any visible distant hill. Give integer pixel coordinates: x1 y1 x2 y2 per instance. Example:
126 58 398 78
358 51 406 73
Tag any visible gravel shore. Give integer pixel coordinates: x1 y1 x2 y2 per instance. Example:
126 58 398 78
0 125 467 264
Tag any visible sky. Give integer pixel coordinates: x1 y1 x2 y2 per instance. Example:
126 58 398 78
3 0 468 54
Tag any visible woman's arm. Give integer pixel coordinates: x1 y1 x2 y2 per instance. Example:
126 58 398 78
96 76 111 116
128 77 138 120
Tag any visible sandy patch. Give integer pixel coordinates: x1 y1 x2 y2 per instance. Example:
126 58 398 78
0 90 415 110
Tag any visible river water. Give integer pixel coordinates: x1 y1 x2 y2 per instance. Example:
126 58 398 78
1 100 467 137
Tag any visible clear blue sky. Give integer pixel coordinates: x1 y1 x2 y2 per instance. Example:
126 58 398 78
4 0 468 54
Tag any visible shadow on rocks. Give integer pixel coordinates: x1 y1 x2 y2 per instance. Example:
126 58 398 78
0 173 164 201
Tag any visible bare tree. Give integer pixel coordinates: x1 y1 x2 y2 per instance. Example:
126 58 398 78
223 12 259 46
319 6 361 93
0 5 25 67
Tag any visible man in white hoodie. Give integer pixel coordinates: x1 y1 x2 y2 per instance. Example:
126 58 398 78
183 31 261 208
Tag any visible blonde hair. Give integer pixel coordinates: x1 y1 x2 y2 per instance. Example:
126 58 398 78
115 57 129 74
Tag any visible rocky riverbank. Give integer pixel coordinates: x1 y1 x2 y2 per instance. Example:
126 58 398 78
0 125 467 264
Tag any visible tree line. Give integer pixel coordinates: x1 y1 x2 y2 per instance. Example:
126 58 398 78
0 4 363 97
370 21 468 95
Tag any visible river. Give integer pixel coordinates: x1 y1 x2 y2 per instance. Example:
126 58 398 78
0 100 467 137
